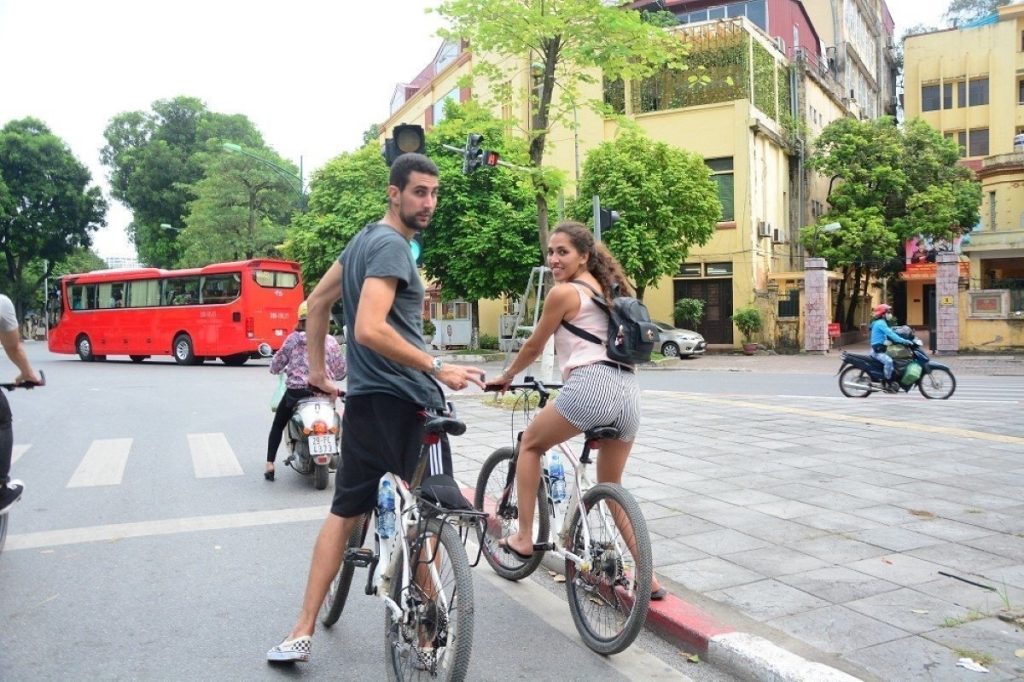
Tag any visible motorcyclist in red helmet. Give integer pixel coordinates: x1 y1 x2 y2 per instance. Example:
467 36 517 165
870 304 912 392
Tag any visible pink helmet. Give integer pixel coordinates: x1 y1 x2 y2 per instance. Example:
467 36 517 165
873 303 892 317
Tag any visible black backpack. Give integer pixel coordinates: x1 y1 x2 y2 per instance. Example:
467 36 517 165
560 281 660 365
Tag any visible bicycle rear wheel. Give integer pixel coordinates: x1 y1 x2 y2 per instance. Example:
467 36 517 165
385 517 474 681
474 446 550 581
565 483 652 656
320 514 368 627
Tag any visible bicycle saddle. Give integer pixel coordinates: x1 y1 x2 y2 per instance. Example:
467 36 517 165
424 417 466 437
584 426 620 441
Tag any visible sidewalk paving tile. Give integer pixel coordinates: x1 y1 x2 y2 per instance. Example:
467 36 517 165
904 518 1010 542
845 553 954 587
785 536 890 563
778 566 901 603
768 605 908 654
847 527 947 552
677 528 771 554
791 510 881 533
659 556 764 592
708 579 831 621
721 545 829 577
845 636 1014 682
921 618 1024 679
844 587 973 634
907 543 1018 574
964 533 1024 563
749 499 823 519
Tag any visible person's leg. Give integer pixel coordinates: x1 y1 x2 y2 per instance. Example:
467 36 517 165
505 403 579 557
870 351 894 381
286 512 362 639
0 391 12 486
265 395 294 474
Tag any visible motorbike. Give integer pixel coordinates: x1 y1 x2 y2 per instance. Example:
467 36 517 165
837 328 956 399
1 372 46 556
258 343 341 490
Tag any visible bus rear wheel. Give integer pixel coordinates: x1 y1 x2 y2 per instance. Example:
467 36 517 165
173 334 197 365
76 335 94 362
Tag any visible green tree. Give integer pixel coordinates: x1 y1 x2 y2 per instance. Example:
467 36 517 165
944 0 1010 25
423 101 540 345
177 146 298 267
282 144 389 290
0 118 107 318
803 117 980 330
434 0 689 254
569 128 720 300
100 96 265 266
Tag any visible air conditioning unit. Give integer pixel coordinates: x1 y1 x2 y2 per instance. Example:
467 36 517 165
772 228 786 244
757 221 772 238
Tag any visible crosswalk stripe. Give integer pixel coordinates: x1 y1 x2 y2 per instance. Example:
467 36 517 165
188 433 243 478
12 444 30 465
67 438 132 488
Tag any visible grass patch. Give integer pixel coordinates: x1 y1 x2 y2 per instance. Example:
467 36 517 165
941 611 986 628
954 648 994 667
482 390 559 411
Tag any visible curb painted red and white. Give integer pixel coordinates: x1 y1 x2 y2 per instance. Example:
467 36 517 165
463 484 863 682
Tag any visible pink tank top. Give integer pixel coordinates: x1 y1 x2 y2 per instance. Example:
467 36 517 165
554 282 612 380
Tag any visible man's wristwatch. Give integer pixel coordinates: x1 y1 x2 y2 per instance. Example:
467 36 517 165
430 357 444 374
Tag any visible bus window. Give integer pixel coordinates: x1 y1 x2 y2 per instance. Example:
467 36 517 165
200 274 241 304
128 279 161 307
164 276 201 306
69 284 97 310
254 270 298 289
98 282 126 308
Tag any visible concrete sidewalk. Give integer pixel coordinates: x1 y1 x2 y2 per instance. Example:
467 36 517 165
448 387 1024 681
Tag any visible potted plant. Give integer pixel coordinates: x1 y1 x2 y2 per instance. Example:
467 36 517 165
422 318 436 345
732 306 763 355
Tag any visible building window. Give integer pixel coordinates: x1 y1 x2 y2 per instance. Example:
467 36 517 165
943 83 954 109
921 85 940 111
968 78 989 106
957 131 968 157
778 289 800 318
968 128 989 156
1018 78 1024 104
706 157 734 222
678 263 701 277
705 262 733 277
432 88 459 125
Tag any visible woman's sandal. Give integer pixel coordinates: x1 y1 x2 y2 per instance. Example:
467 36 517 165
264 468 275 481
651 586 667 601
497 538 533 561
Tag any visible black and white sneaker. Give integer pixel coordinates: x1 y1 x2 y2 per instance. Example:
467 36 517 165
267 635 311 663
0 479 24 515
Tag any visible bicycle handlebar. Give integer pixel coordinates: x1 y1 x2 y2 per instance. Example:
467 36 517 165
484 375 565 397
1 371 46 392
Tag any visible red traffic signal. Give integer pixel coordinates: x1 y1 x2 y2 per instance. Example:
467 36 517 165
483 150 500 167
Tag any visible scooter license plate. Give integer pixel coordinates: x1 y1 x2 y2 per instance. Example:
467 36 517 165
309 435 337 455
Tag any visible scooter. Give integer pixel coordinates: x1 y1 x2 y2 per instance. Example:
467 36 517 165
837 328 956 399
1 372 45 556
283 395 341 490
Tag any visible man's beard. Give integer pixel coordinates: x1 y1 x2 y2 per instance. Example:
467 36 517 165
399 207 431 232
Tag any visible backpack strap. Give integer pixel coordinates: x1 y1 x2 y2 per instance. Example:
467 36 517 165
560 280 609 346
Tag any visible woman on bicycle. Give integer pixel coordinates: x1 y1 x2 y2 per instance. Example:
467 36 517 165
485 221 665 600
265 300 346 481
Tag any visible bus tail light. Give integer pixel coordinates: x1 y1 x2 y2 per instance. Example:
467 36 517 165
245 316 254 338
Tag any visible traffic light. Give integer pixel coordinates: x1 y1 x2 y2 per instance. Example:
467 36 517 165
463 133 484 174
599 208 620 232
483 150 500 167
383 124 425 166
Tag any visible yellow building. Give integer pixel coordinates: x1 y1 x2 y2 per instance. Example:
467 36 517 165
903 3 1024 349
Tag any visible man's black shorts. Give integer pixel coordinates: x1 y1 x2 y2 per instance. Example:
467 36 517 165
331 393 452 518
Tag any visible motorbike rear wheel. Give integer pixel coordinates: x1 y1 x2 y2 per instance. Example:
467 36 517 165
314 463 329 490
918 367 956 400
838 366 873 398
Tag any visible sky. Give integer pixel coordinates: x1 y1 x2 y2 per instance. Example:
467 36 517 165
1 1 949 261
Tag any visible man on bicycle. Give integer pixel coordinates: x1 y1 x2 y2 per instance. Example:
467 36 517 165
0 293 43 514
268 153 485 663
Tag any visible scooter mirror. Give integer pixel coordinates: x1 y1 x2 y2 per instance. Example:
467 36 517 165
257 343 273 358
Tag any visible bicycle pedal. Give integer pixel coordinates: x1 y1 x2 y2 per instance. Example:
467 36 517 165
532 542 554 552
344 547 375 567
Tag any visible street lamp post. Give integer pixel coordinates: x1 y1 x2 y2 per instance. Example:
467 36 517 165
811 221 842 257
222 142 305 211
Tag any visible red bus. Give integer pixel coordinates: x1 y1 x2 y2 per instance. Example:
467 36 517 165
47 259 304 365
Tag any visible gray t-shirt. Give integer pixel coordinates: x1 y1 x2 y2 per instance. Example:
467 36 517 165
0 295 18 333
339 223 442 408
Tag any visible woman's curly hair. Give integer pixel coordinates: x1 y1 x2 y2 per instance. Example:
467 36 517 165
551 221 633 299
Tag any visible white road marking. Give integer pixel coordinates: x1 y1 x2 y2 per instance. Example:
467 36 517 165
188 433 244 478
66 438 132 488
4 505 328 551
12 444 30 465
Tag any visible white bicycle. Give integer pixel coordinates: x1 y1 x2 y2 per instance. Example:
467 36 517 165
319 404 487 680
477 377 653 655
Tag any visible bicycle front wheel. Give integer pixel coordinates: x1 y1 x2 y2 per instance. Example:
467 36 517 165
565 483 652 656
385 517 474 681
320 513 368 627
474 446 550 581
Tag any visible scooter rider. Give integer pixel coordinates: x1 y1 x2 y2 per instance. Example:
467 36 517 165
870 304 912 392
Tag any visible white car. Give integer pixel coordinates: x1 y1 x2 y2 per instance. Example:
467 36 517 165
654 321 706 358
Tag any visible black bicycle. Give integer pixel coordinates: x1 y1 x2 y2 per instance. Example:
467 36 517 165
0 372 45 555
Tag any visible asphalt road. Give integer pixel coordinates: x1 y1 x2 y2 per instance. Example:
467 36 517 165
0 344 733 681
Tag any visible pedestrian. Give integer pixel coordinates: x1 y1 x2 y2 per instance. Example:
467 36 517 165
484 221 666 600
267 153 485 663
264 300 346 481
0 293 44 514
869 303 912 392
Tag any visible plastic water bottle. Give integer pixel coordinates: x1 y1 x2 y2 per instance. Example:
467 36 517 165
377 479 396 539
549 452 567 503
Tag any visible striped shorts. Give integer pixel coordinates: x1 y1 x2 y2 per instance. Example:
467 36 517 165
555 363 641 442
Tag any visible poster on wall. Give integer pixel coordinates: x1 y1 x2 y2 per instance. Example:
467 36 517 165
903 235 968 280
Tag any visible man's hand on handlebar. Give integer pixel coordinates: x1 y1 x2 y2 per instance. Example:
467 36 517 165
484 372 513 394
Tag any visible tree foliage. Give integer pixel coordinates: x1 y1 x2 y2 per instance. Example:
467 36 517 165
100 96 265 266
434 0 689 253
0 118 107 318
569 128 720 300
803 117 981 330
944 0 1010 25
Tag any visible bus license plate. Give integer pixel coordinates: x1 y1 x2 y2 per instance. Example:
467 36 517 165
309 435 336 455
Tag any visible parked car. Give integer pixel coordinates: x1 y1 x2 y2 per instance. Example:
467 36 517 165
654 321 706 358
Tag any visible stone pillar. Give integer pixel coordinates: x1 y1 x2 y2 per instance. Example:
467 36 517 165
935 251 960 354
804 257 828 353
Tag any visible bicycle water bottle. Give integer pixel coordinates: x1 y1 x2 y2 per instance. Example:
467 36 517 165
549 451 567 503
377 479 396 539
